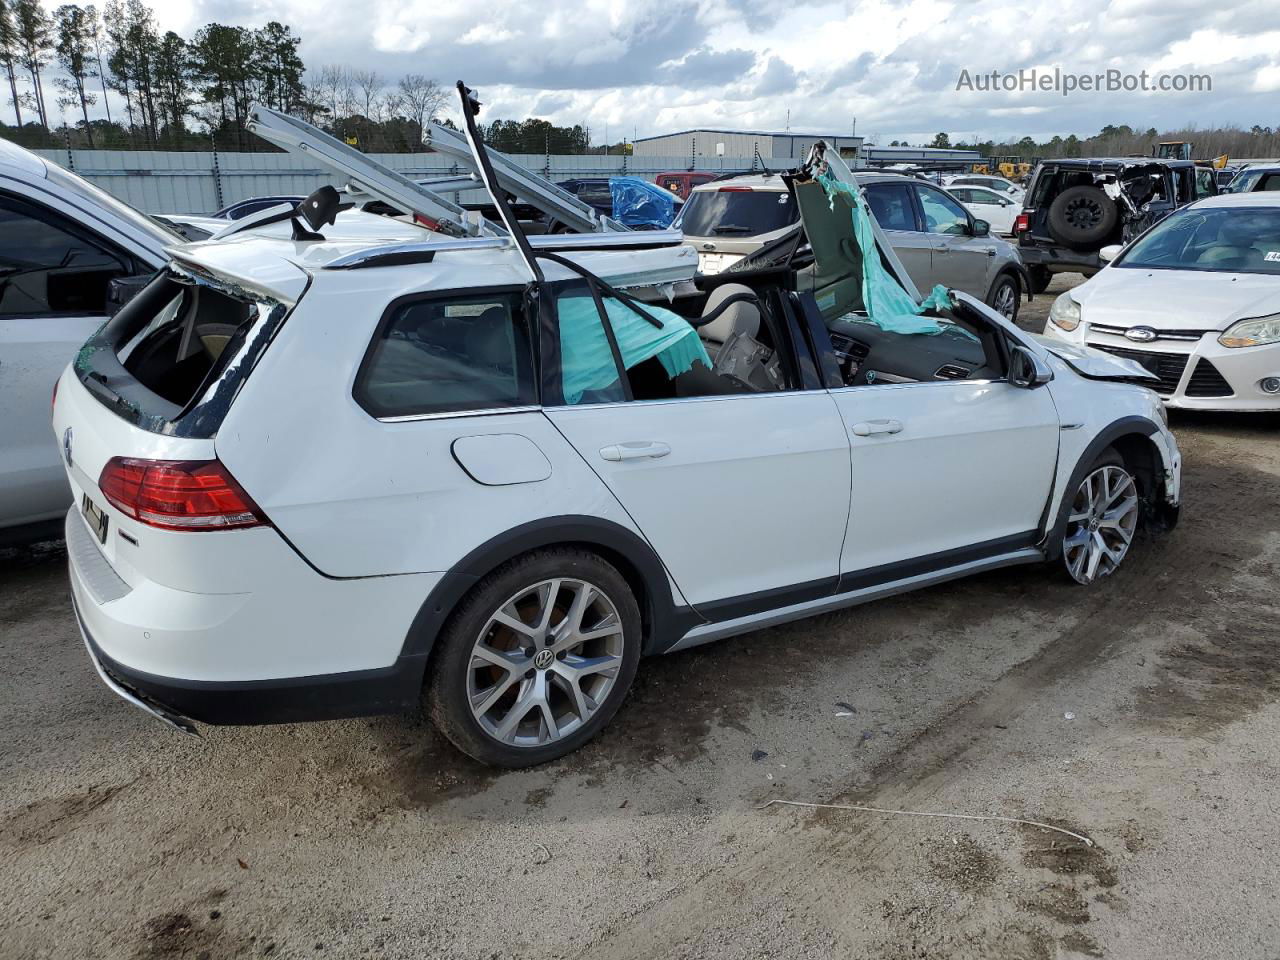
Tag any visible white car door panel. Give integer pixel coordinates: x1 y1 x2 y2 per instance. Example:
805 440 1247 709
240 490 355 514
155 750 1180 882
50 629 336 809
0 316 105 525
546 392 852 608
830 381 1059 574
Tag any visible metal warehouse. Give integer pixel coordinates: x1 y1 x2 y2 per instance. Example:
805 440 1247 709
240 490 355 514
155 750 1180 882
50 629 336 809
633 128 864 161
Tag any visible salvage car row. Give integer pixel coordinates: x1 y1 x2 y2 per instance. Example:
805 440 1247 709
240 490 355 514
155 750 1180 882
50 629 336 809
6 86 1279 767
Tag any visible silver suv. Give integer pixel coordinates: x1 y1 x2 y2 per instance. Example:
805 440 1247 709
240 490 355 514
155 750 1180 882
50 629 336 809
678 171 1029 322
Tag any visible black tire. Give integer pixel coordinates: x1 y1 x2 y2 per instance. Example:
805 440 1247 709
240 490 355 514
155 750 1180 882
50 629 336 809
1028 266 1052 296
426 547 642 768
1059 449 1140 586
1047 185 1119 249
987 272 1020 322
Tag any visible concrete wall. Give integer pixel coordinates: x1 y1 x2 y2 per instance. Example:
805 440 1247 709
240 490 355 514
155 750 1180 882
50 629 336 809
32 148 764 214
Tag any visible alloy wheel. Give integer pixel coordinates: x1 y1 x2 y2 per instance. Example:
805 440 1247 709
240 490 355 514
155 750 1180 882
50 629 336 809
466 578 625 747
992 280 1017 320
1063 464 1139 584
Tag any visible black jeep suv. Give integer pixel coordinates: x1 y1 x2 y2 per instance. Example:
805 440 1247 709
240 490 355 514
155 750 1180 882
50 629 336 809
1016 158 1212 292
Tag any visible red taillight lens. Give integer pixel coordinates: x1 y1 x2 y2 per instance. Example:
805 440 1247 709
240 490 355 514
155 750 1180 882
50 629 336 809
1014 212 1030 233
98 458 266 531
413 212 441 230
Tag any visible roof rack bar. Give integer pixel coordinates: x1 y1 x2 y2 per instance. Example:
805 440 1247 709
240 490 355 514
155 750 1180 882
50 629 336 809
425 120 629 234
246 104 505 239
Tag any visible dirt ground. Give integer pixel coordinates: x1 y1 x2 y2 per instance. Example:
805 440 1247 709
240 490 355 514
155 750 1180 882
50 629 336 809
5 273 1280 960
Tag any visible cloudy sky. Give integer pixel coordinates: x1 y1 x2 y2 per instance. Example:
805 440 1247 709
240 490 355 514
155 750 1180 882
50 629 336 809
55 0 1280 143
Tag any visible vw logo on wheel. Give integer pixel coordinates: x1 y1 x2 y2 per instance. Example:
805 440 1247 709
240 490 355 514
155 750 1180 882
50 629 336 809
1124 326 1157 343
533 649 555 670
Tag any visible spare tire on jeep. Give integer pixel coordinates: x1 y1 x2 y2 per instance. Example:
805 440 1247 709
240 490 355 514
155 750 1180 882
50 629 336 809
1047 185 1118 249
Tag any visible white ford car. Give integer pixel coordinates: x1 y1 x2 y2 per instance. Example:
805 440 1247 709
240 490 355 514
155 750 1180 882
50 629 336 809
1043 193 1280 410
56 93 1182 767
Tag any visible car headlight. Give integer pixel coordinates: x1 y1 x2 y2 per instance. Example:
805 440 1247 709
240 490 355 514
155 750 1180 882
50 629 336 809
1048 293 1081 332
1219 313 1280 348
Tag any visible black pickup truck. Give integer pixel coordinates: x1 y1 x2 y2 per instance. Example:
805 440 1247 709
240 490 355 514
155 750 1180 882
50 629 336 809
1015 158 1212 292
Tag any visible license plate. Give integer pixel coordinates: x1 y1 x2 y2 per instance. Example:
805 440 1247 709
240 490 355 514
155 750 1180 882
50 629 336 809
81 493 109 545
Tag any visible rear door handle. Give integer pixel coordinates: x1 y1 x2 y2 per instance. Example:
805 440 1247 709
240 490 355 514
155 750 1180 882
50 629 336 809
599 441 672 462
851 419 904 437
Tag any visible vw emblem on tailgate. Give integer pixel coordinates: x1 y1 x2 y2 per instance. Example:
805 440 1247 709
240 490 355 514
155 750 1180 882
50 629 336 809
1125 326 1157 343
63 427 73 468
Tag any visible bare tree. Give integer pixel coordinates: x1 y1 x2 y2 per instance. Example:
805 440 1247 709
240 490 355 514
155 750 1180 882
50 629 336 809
351 67 379 119
397 72 445 148
376 87 402 123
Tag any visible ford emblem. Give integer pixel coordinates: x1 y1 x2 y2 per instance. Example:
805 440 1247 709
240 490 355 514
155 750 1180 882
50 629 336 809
1125 326 1157 343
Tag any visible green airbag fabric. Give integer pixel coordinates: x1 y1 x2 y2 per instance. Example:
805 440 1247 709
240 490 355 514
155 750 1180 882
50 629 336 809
558 296 712 404
817 172 956 335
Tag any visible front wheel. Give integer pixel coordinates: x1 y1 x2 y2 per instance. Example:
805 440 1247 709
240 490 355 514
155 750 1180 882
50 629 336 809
1062 451 1140 585
427 548 642 767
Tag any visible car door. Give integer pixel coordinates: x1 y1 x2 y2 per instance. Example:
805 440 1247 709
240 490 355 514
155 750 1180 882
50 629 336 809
862 181 935 294
0 192 137 530
957 188 1016 235
542 283 852 611
823 324 1060 576
913 183 997 296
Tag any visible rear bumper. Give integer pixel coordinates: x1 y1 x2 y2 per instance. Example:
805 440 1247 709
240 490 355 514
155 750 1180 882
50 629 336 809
66 507 438 727
1018 242 1103 274
76 593 426 726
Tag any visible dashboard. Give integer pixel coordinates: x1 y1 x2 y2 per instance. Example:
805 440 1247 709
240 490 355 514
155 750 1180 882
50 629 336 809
826 315 996 386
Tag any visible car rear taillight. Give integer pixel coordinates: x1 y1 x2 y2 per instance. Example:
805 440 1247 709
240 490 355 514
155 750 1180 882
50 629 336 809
1014 212 1030 233
718 186 752 192
414 212 441 230
98 458 267 531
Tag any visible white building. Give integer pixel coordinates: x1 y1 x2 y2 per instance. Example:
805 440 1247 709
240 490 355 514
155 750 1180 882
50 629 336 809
633 128 863 162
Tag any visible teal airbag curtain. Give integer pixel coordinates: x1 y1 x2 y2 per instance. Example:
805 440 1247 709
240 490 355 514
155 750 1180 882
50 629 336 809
816 172 956 334
558 296 711 403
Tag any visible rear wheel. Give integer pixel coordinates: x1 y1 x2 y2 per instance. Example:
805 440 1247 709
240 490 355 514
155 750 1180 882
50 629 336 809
427 548 641 767
987 273 1020 322
1062 450 1140 585
1028 266 1052 296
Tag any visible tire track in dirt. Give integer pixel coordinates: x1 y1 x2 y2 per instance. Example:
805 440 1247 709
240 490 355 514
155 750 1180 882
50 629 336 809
576 455 1280 960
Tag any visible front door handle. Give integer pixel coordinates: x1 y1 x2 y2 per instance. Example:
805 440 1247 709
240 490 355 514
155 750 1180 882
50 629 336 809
851 419 904 437
599 441 672 462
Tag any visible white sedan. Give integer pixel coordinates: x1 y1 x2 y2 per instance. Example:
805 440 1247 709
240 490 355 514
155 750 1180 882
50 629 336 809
946 185 1020 235
1042 193 1280 411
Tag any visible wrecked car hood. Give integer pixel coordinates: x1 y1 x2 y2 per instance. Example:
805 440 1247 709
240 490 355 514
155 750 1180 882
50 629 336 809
1074 266 1280 331
1033 335 1159 383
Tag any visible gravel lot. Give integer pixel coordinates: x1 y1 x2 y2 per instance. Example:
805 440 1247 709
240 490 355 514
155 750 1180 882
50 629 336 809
5 274 1280 959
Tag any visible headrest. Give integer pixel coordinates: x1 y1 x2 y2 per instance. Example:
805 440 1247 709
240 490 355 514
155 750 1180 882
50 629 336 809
700 283 761 345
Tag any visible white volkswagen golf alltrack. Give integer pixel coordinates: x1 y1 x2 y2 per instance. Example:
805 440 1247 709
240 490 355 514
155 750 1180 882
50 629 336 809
55 102 1181 767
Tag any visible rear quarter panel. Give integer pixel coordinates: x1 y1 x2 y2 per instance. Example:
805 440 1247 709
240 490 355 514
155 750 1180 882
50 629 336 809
213 276 660 582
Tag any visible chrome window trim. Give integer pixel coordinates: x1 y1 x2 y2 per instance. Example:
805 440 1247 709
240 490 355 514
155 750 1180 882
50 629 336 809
377 404 542 423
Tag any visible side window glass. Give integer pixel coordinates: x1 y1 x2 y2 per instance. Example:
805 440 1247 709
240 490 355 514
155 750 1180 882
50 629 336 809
916 187 970 235
863 183 918 232
355 291 535 418
0 194 127 318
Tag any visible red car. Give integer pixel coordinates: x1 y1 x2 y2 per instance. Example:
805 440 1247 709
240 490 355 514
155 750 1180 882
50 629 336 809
655 171 716 200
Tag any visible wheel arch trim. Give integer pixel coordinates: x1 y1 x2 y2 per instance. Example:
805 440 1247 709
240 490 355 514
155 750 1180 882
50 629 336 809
399 515 695 667
1041 414 1169 561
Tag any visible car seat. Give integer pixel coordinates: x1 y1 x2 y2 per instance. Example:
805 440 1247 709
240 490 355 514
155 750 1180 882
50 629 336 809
698 283 761 360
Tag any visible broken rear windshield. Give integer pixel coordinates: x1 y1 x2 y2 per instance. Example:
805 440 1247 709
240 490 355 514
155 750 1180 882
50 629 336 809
677 190 799 238
1117 207 1280 275
74 265 291 437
